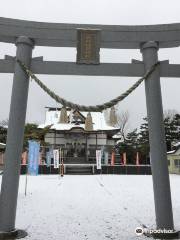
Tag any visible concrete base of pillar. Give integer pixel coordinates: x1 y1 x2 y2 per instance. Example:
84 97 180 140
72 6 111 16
144 229 179 239
0 229 27 239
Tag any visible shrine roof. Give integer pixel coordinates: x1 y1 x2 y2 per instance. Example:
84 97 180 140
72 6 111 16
38 109 119 132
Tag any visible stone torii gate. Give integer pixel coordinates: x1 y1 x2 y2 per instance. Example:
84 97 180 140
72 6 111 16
0 17 179 238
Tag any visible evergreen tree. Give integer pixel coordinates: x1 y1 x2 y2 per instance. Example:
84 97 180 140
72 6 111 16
125 129 139 164
0 121 50 149
173 114 180 144
0 126 7 144
0 120 8 144
138 118 150 164
23 123 51 149
117 111 180 164
118 128 139 164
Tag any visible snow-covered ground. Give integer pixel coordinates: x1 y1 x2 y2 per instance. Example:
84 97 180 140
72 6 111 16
0 174 180 240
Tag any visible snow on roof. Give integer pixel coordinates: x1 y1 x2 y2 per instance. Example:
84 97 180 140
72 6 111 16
116 139 124 145
0 143 5 146
166 142 180 155
38 109 119 132
167 150 176 154
0 142 6 149
173 142 180 147
112 133 121 139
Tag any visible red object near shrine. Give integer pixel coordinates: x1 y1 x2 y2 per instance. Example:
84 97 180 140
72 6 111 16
111 151 115 166
21 151 27 165
136 152 140 166
123 152 127 165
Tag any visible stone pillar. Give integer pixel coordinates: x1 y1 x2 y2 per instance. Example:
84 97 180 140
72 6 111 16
141 41 174 230
0 36 34 232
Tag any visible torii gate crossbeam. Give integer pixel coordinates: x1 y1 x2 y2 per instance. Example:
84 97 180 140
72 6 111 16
1 58 180 77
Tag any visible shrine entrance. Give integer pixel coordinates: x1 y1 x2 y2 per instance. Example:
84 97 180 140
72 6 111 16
62 133 87 163
0 17 179 239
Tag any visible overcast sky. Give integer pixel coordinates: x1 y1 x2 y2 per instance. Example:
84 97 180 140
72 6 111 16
0 0 180 130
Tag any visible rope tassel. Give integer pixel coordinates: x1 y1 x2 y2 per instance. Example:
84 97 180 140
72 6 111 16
109 106 117 127
59 107 68 123
85 112 93 131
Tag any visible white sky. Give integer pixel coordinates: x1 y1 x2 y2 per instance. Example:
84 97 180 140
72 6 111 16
0 0 180 130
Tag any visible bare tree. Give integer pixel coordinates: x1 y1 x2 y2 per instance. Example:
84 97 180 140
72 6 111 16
0 119 8 128
163 109 178 120
116 110 130 141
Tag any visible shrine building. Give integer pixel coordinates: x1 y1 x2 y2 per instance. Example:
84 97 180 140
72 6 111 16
38 107 120 164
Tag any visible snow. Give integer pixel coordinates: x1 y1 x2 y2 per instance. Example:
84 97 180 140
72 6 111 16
173 142 180 147
0 143 5 149
0 175 180 240
112 134 121 139
167 150 176 154
38 110 119 131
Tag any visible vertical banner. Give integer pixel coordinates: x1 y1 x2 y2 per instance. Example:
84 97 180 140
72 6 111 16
111 151 115 166
28 140 40 175
123 152 127 165
101 146 104 164
53 149 59 169
136 152 140 166
59 148 62 164
104 152 109 165
96 150 102 170
46 151 51 167
60 148 64 176
50 147 54 159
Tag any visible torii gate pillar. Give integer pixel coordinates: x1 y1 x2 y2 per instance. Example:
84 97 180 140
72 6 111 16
141 41 174 230
0 36 33 235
